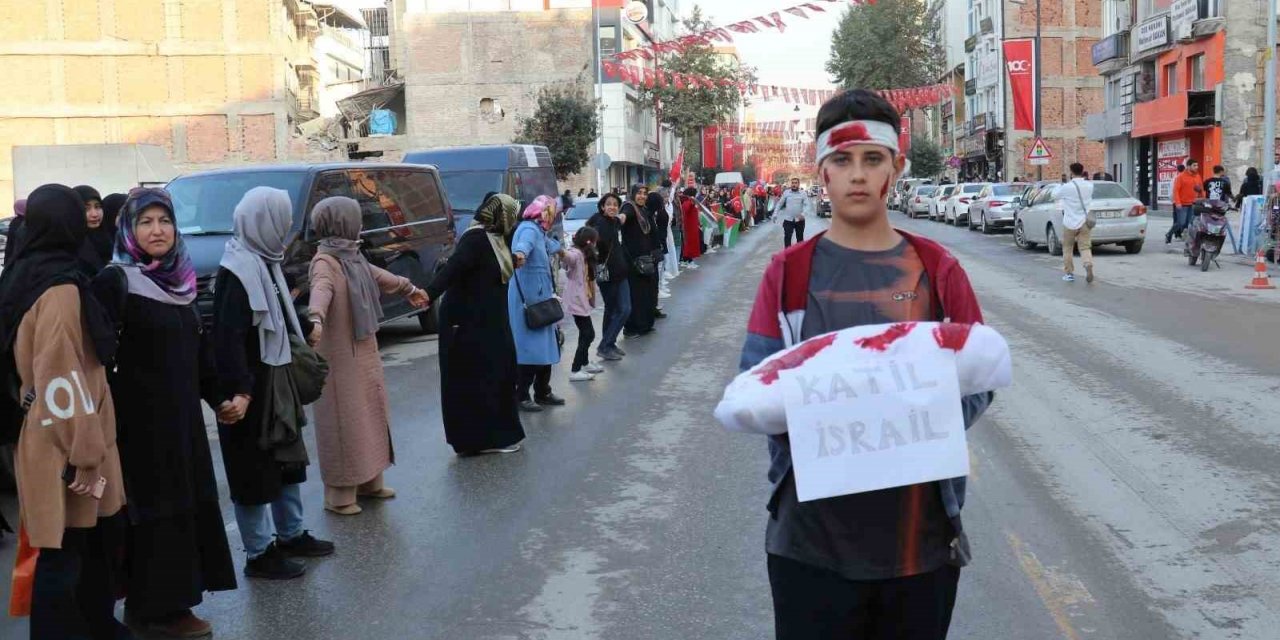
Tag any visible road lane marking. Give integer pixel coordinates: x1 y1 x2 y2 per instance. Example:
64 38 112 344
1007 531 1092 640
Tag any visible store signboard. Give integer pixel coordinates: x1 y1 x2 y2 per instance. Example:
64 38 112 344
1135 16 1170 54
1170 0 1199 41
1156 137 1189 203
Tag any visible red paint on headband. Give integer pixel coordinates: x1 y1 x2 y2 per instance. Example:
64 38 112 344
828 122 871 148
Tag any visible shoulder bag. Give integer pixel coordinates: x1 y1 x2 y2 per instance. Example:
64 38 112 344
514 263 564 329
276 285 329 406
1071 181 1097 230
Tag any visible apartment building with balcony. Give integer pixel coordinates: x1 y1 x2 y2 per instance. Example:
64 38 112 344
1085 0 1139 196
928 0 971 177
958 0 1004 181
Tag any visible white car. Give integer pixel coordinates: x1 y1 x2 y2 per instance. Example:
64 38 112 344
561 197 599 245
945 183 989 226
967 183 1030 234
1013 181 1148 255
906 184 938 218
929 184 958 221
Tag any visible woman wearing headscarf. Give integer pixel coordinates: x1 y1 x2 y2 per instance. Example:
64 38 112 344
306 197 428 514
91 188 236 638
0 184 128 639
585 193 630 361
508 195 565 413
647 191 672 312
95 192 126 264
621 184 658 337
212 186 333 581
4 198 26 268
72 185 108 276
424 193 525 454
679 187 703 266
1237 167 1263 210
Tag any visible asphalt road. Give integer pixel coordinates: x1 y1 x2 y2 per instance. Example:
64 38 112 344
3 210 1280 639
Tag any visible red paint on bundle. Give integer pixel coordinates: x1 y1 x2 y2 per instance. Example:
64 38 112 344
932 323 973 351
756 334 839 385
855 322 917 351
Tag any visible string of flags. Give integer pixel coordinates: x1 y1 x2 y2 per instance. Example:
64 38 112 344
601 60 956 112
720 119 818 136
611 0 874 62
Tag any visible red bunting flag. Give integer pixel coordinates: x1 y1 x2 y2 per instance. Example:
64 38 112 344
771 12 787 32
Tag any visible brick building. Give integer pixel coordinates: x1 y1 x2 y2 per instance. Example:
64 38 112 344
1003 0 1105 181
0 0 358 205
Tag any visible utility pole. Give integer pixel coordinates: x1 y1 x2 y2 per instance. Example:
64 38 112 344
593 0 605 195
1034 0 1042 182
1266 0 1277 198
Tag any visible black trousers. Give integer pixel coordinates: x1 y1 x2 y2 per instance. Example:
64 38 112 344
768 554 960 640
32 526 125 640
516 364 553 402
783 219 806 248
572 315 595 372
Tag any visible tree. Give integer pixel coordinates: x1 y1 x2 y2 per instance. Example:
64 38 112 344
514 83 600 180
825 0 943 91
907 136 944 179
635 6 759 170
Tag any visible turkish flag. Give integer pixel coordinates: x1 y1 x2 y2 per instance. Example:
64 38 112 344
1003 39 1037 131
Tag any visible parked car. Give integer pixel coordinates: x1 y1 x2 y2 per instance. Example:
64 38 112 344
167 163 455 333
404 144 559 238
929 184 958 221
967 183 1029 234
906 184 938 218
1010 181 1056 248
892 178 932 211
945 183 989 226
1013 181 1148 255
562 197 599 243
817 188 832 217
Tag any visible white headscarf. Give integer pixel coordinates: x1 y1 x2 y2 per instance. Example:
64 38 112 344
219 186 301 366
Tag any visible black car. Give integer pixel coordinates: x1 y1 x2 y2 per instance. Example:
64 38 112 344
167 163 455 333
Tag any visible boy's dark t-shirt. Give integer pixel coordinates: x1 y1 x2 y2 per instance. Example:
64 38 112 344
1204 176 1232 203
765 236 954 580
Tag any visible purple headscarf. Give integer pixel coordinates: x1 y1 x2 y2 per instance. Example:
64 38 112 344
113 187 196 305
521 195 557 230
13 199 25 217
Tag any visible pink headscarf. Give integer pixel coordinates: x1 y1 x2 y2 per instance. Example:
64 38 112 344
13 199 26 217
521 195 557 230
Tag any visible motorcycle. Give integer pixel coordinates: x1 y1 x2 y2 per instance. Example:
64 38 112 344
1185 199 1230 272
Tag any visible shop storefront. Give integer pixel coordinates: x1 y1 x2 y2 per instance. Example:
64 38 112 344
1131 30 1223 207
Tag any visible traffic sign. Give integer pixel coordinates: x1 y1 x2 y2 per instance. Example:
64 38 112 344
1026 137 1053 162
592 152 612 170
1029 158 1050 166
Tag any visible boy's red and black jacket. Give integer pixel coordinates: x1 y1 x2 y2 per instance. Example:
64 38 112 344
738 230 993 529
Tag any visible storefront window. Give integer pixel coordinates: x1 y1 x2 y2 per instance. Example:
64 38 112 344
1164 62 1177 97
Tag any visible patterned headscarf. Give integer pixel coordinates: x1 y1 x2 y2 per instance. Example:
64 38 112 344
113 187 197 305
521 195 557 230
471 193 519 283
473 193 520 239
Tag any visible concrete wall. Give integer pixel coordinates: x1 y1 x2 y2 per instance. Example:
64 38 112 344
1003 0 1106 179
0 0 314 204
400 8 594 150
1221 3 1270 185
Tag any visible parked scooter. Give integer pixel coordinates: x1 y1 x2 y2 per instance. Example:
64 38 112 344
1186 199 1230 271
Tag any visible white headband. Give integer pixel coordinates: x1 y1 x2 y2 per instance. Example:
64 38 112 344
815 120 900 165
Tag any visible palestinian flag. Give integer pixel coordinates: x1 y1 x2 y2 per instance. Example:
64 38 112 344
699 204 719 248
722 216 741 248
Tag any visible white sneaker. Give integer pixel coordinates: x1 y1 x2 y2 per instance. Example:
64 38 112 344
569 371 595 382
585 363 605 374
658 290 672 299
686 262 700 269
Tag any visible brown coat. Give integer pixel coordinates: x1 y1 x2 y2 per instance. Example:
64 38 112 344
14 285 125 548
308 255 413 487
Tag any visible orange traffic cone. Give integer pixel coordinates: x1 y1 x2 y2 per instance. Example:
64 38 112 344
1246 250 1276 289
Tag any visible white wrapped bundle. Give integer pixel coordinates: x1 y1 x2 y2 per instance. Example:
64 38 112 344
716 322 1011 435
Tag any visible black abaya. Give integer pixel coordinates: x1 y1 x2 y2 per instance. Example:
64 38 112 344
621 202 657 334
92 269 236 619
426 230 524 454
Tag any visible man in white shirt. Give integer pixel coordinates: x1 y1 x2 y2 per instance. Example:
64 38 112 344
775 177 810 247
1059 162 1095 283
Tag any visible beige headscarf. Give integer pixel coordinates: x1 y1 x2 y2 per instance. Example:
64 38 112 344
469 194 519 283
311 196 382 341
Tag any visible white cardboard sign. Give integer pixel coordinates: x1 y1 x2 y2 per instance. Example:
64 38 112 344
779 350 969 502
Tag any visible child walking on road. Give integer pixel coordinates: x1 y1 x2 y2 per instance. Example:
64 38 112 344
565 227 605 381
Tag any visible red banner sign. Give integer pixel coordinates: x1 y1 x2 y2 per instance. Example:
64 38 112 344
899 116 912 157
703 126 719 168
1003 39 1036 132
722 136 739 170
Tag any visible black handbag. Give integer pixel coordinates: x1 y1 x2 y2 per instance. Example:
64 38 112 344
514 268 564 329
632 254 657 276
